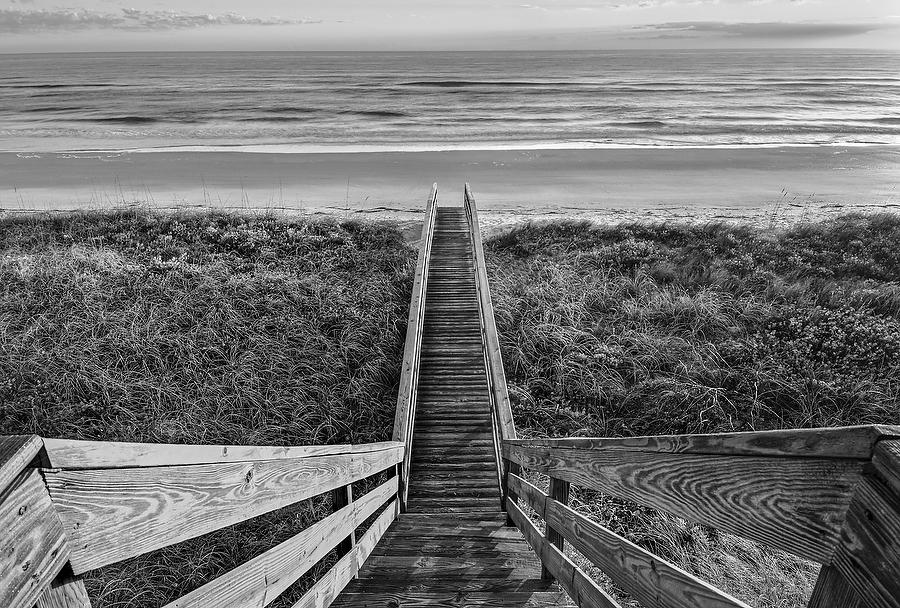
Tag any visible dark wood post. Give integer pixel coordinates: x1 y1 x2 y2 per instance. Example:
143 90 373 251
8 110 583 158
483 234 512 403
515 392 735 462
503 459 521 526
542 476 570 581
331 484 356 558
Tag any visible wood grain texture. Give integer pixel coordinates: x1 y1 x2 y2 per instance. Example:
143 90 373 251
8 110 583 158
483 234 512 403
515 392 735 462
332 485 356 558
290 499 398 608
503 425 900 460
393 183 438 509
0 435 43 494
505 444 861 563
34 575 92 608
42 439 402 470
162 477 397 608
542 477 569 582
872 439 900 495
45 446 402 574
828 472 900 608
507 500 619 608
509 474 749 608
1 468 70 608
807 565 861 608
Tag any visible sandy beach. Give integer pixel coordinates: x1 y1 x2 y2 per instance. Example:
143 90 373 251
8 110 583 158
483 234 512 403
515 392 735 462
3 145 899 228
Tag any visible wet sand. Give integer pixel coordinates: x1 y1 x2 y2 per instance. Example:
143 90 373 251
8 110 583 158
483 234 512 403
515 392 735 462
2 146 899 228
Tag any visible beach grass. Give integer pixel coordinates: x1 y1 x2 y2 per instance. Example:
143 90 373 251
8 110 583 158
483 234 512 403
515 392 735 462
2 210 899 606
485 213 900 606
0 209 415 607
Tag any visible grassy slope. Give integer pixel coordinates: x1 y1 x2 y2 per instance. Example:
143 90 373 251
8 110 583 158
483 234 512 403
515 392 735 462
0 210 414 607
485 214 900 607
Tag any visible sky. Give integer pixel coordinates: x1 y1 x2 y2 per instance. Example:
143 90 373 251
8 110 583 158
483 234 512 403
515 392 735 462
1 0 899 53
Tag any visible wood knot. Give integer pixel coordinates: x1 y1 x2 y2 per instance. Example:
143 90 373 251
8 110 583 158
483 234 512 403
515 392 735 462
17 505 27 516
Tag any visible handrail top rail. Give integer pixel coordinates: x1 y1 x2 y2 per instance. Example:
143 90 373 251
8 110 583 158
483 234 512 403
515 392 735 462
503 424 900 460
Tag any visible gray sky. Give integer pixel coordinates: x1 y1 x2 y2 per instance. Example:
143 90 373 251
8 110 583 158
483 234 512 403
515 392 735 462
1 0 899 53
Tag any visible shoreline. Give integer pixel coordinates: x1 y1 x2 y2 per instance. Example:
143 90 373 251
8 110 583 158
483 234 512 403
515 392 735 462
3 145 899 228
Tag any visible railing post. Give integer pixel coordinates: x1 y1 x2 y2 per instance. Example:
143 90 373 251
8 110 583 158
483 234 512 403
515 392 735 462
331 484 356 558
503 458 520 526
542 476 570 581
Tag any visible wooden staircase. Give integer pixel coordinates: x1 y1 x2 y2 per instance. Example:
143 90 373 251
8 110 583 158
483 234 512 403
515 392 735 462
333 205 565 606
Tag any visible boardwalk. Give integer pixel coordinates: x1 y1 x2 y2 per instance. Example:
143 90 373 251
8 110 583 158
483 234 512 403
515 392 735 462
334 206 566 606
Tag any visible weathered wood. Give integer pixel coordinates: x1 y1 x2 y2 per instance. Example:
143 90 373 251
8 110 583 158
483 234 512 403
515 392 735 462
162 477 397 608
464 183 516 443
541 477 569 582
503 425 900 460
290 498 398 608
41 439 402 470
507 499 620 608
0 435 43 493
34 574 92 608
808 565 862 608
505 443 861 563
45 446 403 574
872 439 900 495
509 473 750 608
393 183 438 510
827 444 900 608
332 484 356 558
1 468 70 608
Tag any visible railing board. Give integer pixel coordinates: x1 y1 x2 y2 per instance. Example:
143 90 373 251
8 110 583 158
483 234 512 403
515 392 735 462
1 468 70 608
162 476 397 608
42 438 402 469
0 435 43 493
509 473 750 608
463 183 516 443
34 575 92 608
393 183 438 509
507 499 619 608
828 443 900 608
505 444 861 564
872 439 900 495
290 498 398 608
503 425 900 460
45 446 403 574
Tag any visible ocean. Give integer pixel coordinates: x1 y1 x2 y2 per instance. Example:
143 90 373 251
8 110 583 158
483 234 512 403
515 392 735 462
1 49 899 154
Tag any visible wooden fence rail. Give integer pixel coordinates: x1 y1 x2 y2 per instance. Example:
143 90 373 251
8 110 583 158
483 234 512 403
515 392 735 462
1 434 404 608
392 182 438 511
502 425 900 608
464 183 516 509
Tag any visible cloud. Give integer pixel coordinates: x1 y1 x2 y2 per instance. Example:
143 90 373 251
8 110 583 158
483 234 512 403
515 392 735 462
634 21 892 38
0 8 320 33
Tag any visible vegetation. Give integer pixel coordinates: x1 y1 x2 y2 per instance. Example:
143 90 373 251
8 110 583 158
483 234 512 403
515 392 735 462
484 213 900 606
0 210 415 607
3 209 899 607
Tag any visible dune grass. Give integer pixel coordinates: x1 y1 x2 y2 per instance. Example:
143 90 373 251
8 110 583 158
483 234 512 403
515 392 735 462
3 209 899 607
0 209 415 607
485 213 900 607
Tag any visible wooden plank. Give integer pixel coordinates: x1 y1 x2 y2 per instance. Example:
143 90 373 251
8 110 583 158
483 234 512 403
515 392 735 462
542 477 569 581
505 444 861 563
872 439 900 495
463 183 516 442
41 439 402 470
0 435 43 494
807 565 861 608
393 183 438 510
45 446 403 574
509 474 750 608
828 447 900 608
34 575 92 608
507 500 619 608
290 499 398 608
162 476 397 608
1 468 70 608
503 425 900 460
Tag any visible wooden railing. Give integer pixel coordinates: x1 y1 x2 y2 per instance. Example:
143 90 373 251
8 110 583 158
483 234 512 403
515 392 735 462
392 182 438 511
1 435 404 608
502 425 900 608
464 183 517 510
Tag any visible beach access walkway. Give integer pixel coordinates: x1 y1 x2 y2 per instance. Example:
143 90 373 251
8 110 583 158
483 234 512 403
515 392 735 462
2 184 899 608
